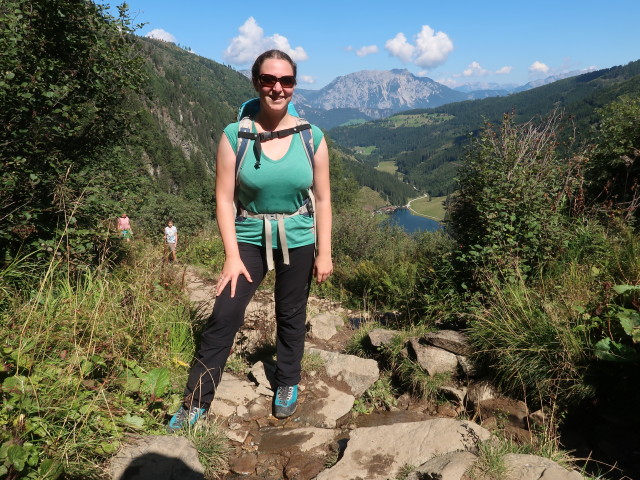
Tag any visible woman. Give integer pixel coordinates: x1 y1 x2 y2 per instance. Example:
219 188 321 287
168 49 333 431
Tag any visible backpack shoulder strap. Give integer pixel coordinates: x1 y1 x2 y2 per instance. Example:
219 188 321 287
235 117 255 183
295 117 315 172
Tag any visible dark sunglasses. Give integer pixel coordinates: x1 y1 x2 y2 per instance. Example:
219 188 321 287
257 74 296 88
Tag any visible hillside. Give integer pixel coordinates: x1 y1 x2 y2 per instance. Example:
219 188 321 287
133 41 412 209
328 60 640 196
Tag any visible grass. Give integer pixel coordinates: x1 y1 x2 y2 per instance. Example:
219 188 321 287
354 186 389 211
465 432 577 480
0 242 225 478
467 272 596 408
184 421 230 479
375 160 399 175
407 195 447 221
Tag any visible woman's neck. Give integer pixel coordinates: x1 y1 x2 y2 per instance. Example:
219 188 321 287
254 111 291 132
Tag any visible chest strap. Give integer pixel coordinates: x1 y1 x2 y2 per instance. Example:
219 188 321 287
238 196 314 270
238 123 312 169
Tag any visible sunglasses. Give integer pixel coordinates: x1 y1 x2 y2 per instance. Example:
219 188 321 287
257 74 296 88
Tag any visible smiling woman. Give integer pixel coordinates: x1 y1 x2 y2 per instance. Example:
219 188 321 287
168 49 334 431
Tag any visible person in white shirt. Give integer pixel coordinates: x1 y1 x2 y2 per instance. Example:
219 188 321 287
163 219 178 262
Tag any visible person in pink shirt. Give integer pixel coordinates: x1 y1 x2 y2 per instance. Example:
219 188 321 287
117 213 132 241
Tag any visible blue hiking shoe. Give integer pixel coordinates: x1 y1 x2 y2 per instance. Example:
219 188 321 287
273 385 298 419
166 405 206 433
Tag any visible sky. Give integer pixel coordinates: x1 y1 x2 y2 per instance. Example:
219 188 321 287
114 0 640 90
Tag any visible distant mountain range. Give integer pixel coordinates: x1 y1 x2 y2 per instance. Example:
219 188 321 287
276 68 600 129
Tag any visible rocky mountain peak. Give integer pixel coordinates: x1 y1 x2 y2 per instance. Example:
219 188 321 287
295 69 466 119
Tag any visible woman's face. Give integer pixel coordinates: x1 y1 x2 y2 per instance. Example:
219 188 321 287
255 58 295 114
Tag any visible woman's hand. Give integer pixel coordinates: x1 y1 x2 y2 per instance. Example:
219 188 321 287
216 256 253 297
313 253 333 284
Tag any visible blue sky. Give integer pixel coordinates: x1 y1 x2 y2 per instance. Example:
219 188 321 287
116 0 640 90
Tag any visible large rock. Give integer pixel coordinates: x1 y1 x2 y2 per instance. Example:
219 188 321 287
502 454 584 480
409 338 459 376
296 379 354 428
307 312 345 340
478 397 529 429
422 330 472 355
109 435 204 480
368 328 398 348
307 347 379 396
315 419 491 480
407 450 478 480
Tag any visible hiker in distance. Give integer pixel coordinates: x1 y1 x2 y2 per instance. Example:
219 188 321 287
117 213 132 241
167 49 333 432
163 219 178 263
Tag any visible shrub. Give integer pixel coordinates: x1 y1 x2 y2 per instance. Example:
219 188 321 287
448 112 576 288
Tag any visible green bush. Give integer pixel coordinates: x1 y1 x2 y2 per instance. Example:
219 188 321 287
448 112 575 287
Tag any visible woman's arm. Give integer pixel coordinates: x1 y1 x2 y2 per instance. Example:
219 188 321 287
215 133 252 297
312 138 333 283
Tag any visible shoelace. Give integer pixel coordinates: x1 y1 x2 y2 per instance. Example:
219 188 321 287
277 387 294 404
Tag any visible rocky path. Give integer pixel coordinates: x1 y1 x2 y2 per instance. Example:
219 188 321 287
109 265 586 480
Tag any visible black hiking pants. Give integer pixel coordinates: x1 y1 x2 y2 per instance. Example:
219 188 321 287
184 242 315 409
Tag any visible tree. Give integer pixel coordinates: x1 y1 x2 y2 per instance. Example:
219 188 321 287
0 0 145 261
586 95 640 221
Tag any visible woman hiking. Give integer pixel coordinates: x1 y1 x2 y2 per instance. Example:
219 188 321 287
168 49 333 431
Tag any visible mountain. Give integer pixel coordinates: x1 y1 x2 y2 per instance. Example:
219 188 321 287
328 60 640 196
510 68 599 93
132 39 412 210
293 69 467 128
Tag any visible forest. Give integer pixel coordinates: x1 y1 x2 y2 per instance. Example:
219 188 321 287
329 60 640 196
1 1 639 479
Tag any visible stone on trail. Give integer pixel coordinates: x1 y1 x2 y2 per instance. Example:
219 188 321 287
315 418 491 480
258 427 336 454
210 372 260 417
307 347 380 396
422 330 472 355
368 328 398 347
409 338 459 376
502 454 584 480
296 379 355 428
109 435 204 480
307 312 345 340
407 450 479 480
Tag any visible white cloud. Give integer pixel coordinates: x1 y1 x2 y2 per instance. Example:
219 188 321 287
463 61 489 77
299 75 315 84
145 28 176 43
223 17 307 66
356 45 379 57
385 33 415 63
496 66 513 75
529 61 550 74
413 25 454 68
436 76 458 88
385 26 453 69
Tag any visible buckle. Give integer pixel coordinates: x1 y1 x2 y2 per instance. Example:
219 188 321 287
265 213 278 220
258 131 275 142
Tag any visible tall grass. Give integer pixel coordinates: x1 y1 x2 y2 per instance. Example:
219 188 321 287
1 243 199 478
467 273 596 409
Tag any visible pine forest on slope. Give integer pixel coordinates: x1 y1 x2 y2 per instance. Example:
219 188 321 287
328 60 640 196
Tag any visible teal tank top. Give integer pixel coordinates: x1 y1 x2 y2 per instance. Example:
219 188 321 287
223 121 324 249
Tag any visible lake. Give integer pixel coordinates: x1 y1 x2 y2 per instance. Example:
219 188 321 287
386 208 442 233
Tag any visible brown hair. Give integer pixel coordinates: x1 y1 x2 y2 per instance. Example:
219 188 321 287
251 50 297 85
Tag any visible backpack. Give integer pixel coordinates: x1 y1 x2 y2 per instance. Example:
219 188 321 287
233 98 317 270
